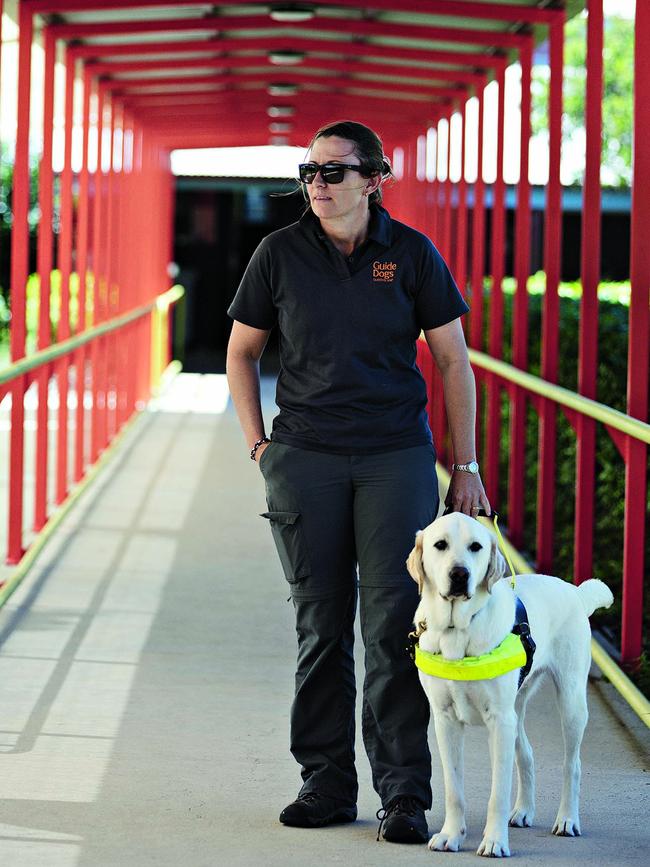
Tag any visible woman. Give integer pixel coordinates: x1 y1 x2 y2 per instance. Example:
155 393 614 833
226 120 489 845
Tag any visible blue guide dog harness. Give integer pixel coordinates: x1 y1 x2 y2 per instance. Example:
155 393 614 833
408 510 536 689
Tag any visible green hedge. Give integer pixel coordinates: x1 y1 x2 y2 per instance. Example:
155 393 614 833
467 275 649 693
0 270 92 357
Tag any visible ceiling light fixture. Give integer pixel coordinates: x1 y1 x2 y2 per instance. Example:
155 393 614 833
269 4 315 23
269 122 293 133
269 135 290 146
268 49 306 65
267 82 300 96
267 105 296 117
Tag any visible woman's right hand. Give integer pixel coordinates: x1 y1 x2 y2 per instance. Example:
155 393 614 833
255 441 271 466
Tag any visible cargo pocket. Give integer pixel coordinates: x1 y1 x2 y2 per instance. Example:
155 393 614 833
260 510 311 584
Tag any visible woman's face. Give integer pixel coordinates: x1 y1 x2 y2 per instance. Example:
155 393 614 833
306 135 377 222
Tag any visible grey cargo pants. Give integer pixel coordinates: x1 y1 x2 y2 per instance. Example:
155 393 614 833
259 441 439 808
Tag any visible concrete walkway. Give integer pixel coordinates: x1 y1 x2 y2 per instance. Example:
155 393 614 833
0 373 648 867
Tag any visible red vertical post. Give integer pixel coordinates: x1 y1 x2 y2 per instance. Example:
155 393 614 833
484 65 506 508
429 121 439 246
508 37 533 548
469 80 486 353
91 86 105 463
575 0 603 583
536 16 564 573
7 3 33 563
74 68 93 482
455 101 468 297
470 80 487 465
442 113 453 264
104 101 117 442
55 48 75 504
34 27 56 531
622 0 650 664
445 109 454 268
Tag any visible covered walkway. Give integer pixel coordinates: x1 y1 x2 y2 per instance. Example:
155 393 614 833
0 375 647 866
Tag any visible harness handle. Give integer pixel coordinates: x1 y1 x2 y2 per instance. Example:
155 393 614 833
442 507 517 589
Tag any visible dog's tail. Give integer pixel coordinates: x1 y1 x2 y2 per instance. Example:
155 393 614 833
577 579 614 617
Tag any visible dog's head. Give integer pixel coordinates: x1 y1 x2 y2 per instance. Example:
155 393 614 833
406 512 506 604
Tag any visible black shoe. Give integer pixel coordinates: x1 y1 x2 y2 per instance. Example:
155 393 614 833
279 792 357 828
376 795 429 843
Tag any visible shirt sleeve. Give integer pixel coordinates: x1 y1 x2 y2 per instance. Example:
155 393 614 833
413 236 469 330
227 237 277 329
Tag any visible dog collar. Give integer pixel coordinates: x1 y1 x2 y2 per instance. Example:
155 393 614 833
412 632 527 682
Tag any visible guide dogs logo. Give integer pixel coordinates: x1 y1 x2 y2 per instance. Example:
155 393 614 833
373 260 397 282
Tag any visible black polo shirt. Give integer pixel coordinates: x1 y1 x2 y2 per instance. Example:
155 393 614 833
228 204 468 454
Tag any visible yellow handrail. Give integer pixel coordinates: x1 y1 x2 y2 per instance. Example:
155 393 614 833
467 348 650 444
0 285 184 387
437 464 650 730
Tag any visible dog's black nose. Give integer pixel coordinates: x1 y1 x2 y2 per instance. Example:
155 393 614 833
448 566 470 597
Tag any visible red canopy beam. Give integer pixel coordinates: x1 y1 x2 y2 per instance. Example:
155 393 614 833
71 37 508 76
47 14 527 51
86 56 486 89
29 0 561 26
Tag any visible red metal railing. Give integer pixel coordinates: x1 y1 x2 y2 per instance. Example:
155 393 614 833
1 2 179 574
393 1 648 666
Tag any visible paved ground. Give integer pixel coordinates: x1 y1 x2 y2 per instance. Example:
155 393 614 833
0 373 648 866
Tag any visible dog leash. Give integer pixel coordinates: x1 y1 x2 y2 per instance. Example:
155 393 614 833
443 506 517 589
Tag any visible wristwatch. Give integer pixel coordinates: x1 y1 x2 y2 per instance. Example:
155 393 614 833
452 460 480 474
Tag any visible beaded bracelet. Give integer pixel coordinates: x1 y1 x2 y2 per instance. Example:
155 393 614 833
250 436 271 461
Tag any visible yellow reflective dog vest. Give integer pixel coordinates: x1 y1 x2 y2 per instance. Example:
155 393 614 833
414 632 528 682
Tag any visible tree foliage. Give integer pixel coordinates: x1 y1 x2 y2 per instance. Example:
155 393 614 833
532 12 634 187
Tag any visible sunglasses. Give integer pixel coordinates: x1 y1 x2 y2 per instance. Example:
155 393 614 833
298 162 367 184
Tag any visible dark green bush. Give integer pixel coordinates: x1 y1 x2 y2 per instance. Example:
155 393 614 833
470 282 649 689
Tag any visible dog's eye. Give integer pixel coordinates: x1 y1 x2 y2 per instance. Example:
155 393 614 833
469 542 483 552
434 540 448 551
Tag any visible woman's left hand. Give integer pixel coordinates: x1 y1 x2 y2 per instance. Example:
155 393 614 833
445 471 491 518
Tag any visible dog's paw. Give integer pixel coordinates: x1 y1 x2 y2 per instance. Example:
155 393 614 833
552 815 581 837
509 805 534 827
428 828 466 852
477 835 510 857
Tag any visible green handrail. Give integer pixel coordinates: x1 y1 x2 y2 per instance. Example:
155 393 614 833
0 285 184 388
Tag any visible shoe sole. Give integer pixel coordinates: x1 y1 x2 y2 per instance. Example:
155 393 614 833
280 809 357 828
382 831 429 844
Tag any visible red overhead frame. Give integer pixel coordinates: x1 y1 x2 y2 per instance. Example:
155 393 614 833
623 0 650 662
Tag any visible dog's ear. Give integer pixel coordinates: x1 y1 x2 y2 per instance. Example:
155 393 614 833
484 536 507 592
406 531 426 595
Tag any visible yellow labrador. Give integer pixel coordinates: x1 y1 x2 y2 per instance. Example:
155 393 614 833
407 512 613 858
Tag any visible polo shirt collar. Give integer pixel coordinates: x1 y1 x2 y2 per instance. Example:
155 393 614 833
299 203 392 248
